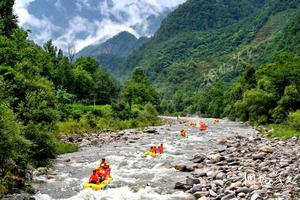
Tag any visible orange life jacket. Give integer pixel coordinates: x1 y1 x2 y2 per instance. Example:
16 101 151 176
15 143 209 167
150 148 154 153
180 131 186 137
157 146 162 154
200 124 207 130
89 174 99 183
97 168 106 177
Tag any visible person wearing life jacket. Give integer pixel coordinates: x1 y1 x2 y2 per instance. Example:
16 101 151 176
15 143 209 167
100 158 107 167
199 122 208 131
97 164 107 178
89 170 100 184
158 144 163 154
105 163 111 178
149 146 154 154
189 122 196 129
213 119 220 124
180 129 187 137
153 145 158 154
102 164 111 179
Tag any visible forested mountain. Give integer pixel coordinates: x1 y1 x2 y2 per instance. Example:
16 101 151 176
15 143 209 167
119 0 300 96
76 32 148 73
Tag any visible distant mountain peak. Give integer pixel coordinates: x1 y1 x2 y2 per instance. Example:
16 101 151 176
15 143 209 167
75 31 149 73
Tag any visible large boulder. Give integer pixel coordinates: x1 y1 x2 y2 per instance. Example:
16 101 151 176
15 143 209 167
174 164 195 172
174 182 191 190
191 153 206 163
186 176 200 186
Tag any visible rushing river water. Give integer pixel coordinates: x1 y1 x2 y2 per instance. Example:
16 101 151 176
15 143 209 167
33 117 255 200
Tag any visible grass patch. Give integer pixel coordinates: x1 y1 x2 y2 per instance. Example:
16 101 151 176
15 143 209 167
56 142 78 155
57 118 92 135
265 124 300 138
57 103 162 135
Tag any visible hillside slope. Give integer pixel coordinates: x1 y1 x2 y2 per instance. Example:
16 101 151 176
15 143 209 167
118 0 300 97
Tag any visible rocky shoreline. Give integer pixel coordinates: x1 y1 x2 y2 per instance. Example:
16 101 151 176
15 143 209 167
59 128 162 148
174 134 300 200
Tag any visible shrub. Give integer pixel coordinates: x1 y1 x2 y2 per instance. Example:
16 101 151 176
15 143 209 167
56 142 78 155
287 110 300 131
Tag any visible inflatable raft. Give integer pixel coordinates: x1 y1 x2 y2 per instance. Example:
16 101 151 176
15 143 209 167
144 151 161 157
177 135 188 140
83 176 113 191
213 120 220 124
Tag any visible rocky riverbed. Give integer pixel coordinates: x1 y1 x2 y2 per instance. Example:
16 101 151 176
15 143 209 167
174 134 300 200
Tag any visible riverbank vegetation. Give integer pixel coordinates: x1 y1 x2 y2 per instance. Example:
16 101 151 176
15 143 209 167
0 1 160 196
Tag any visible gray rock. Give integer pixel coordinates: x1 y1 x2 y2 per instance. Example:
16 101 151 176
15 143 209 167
252 153 266 160
216 172 225 179
208 153 223 163
250 193 261 200
209 189 218 197
221 193 236 200
174 164 195 172
213 180 224 187
191 184 203 193
174 182 191 190
144 129 158 134
279 161 290 168
250 189 267 200
236 187 253 193
186 176 200 186
206 170 217 178
192 153 206 163
193 191 209 199
238 192 246 198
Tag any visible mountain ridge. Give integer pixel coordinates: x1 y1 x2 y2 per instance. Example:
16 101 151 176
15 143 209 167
76 31 149 73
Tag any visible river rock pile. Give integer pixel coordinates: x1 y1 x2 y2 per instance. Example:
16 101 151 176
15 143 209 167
174 135 300 200
60 130 144 147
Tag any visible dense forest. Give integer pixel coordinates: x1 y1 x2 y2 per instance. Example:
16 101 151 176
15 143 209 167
116 0 300 132
0 0 160 196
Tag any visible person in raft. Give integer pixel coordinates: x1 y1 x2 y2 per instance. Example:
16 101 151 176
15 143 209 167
89 170 100 184
149 146 154 154
180 129 187 137
157 144 164 154
102 164 111 179
99 158 107 167
199 122 208 131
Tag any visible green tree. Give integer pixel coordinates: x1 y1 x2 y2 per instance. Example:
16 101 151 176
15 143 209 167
92 68 118 104
71 66 93 100
74 57 99 74
235 89 276 124
0 103 29 178
0 0 18 37
121 68 159 110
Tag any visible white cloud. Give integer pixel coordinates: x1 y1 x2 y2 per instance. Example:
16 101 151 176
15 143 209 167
15 0 187 52
14 0 36 25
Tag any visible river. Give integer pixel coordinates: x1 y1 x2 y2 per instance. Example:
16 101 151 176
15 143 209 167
33 117 255 200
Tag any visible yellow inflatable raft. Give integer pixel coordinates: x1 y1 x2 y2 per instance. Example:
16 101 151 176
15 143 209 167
83 177 113 191
144 151 161 157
